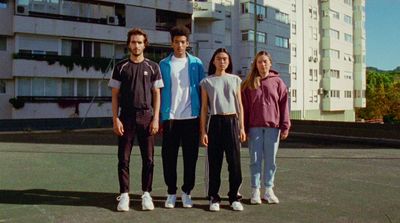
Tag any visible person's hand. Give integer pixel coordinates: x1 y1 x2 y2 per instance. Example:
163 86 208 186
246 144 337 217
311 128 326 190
113 118 124 136
149 119 159 135
201 133 208 147
239 129 246 142
280 131 288 140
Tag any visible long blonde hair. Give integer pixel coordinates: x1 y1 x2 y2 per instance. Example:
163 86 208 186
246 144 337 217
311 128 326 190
242 51 272 90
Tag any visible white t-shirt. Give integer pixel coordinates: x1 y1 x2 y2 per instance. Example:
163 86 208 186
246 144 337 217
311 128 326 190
169 55 195 119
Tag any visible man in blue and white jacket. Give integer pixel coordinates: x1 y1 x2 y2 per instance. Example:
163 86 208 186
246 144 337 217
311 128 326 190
159 25 205 209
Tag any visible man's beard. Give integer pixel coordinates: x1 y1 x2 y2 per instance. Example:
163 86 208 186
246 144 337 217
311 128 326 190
129 48 142 57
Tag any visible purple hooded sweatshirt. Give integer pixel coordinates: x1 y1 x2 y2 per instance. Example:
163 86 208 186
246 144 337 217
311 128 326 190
241 70 291 135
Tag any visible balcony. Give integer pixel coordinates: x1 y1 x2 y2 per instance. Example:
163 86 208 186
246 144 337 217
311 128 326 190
194 33 224 48
14 16 126 42
193 1 225 21
9 96 112 119
13 53 114 78
322 97 351 111
354 98 366 108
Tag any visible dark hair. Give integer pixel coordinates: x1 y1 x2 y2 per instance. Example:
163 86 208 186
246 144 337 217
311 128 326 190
170 26 190 41
126 28 148 47
208 48 233 75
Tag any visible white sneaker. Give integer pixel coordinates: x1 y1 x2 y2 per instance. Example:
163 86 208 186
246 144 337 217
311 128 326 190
231 201 244 211
209 202 220 212
141 192 154 211
264 188 280 204
116 193 129 212
165 194 176 208
250 188 262 204
182 192 193 208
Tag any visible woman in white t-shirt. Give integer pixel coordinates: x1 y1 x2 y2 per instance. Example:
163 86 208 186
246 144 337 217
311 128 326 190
200 48 246 212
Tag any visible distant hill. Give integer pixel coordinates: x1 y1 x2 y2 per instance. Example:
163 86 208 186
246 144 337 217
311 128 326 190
367 66 400 73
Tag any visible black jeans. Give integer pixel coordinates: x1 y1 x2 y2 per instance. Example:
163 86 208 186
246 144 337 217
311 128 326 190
207 115 242 204
118 110 154 193
162 118 200 195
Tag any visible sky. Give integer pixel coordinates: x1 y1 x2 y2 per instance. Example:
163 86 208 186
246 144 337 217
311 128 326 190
366 0 400 70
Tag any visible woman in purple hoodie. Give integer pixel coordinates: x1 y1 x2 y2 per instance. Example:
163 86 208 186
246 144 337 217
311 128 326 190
241 51 290 205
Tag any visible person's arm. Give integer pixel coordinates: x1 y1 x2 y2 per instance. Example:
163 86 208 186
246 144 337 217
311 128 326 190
149 88 161 135
241 88 249 135
200 86 209 147
278 82 290 140
236 86 246 142
112 88 124 136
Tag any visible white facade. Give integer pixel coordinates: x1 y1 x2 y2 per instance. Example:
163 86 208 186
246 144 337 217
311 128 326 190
192 0 366 122
0 0 366 121
0 0 193 119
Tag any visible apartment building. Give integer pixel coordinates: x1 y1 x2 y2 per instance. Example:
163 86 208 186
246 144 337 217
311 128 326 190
193 0 366 122
0 0 192 119
0 0 366 122
193 0 291 86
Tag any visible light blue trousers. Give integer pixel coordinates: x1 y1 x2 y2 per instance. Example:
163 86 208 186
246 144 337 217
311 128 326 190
248 127 280 189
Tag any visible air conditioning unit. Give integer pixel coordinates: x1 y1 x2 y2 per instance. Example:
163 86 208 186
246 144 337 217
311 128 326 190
257 14 264 22
317 88 324 95
16 5 29 15
107 16 118 25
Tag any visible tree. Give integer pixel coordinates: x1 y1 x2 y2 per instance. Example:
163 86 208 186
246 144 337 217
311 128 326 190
358 69 399 123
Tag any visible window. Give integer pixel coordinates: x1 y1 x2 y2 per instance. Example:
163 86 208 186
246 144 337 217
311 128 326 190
344 15 352 25
83 41 92 58
77 79 87 96
292 44 297 57
241 30 266 43
323 69 340 78
61 78 74 96
344 0 352 6
312 27 318 40
0 36 6 51
32 78 45 96
314 69 318 81
330 29 340 39
291 66 297 80
0 0 7 9
330 90 340 98
309 69 313 81
343 71 353 80
17 78 31 96
275 36 289 48
89 79 99 96
62 39 114 58
241 2 266 17
100 81 111 96
344 33 352 43
45 78 57 96
331 70 340 78
324 49 340 59
314 91 318 102
354 90 362 98
292 21 297 35
322 9 339 19
344 90 352 98
292 89 297 102
0 80 5 94
291 3 296 12
312 8 317 19
275 10 289 24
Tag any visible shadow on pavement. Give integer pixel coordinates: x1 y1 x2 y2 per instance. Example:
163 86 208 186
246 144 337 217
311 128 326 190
0 189 211 212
